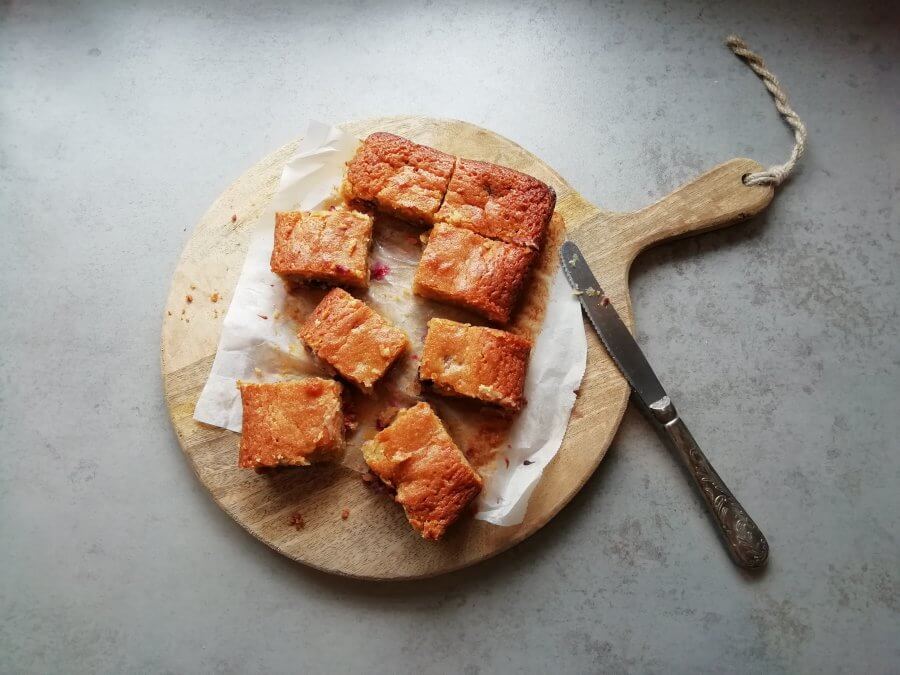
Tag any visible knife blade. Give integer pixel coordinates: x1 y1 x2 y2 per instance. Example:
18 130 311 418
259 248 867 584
559 240 667 411
560 240 769 569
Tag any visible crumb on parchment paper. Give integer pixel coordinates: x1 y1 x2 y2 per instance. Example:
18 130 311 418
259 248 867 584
185 294 193 303
210 292 219 303
375 406 399 430
341 508 349 520
343 411 358 434
289 512 305 529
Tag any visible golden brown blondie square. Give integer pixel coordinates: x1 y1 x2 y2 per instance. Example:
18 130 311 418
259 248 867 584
344 132 456 225
435 158 556 250
361 402 483 540
419 318 531 412
238 378 344 469
270 209 373 288
413 223 535 324
299 288 408 390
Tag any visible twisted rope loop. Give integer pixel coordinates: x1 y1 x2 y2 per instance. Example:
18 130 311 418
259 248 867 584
726 35 807 187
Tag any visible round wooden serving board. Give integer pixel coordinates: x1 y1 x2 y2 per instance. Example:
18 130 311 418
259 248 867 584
162 116 773 579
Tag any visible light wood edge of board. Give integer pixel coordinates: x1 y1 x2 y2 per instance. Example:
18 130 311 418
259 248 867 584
161 115 773 580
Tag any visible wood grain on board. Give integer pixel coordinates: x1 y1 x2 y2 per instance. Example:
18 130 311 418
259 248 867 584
161 116 773 579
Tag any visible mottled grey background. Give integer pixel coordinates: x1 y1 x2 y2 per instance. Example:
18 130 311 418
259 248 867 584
1 0 897 673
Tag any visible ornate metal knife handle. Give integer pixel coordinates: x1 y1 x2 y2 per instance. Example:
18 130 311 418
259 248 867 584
649 397 769 569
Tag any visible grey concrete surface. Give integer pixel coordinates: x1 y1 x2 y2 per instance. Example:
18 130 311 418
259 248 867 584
2 1 898 673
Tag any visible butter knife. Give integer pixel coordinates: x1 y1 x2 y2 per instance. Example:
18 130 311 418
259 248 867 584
560 240 769 569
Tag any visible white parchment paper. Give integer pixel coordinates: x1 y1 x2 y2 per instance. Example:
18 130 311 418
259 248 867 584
193 121 587 526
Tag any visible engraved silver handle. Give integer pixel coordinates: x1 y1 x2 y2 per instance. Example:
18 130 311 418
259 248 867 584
649 397 769 569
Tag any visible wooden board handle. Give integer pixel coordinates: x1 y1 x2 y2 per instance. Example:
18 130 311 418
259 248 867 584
615 157 774 262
